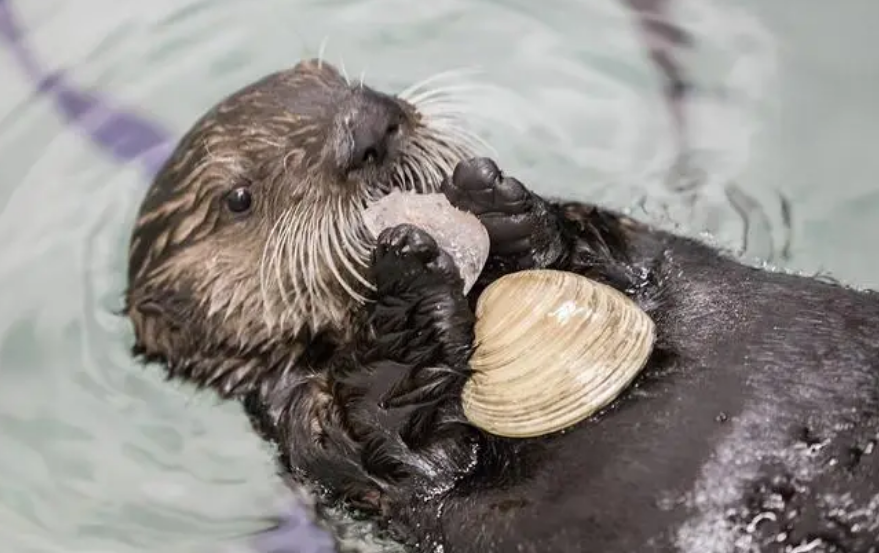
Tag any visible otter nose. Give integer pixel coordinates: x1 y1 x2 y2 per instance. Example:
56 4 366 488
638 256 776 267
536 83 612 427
345 96 404 172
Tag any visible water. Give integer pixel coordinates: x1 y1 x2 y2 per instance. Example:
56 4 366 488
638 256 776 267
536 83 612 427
1 0 878 552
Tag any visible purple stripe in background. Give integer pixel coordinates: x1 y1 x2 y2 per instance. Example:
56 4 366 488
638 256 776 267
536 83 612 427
0 0 174 178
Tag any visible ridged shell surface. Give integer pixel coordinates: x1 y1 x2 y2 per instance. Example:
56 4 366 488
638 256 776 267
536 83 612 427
462 269 656 438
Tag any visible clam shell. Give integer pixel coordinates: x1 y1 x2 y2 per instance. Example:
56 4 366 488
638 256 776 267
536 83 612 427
362 191 489 294
462 269 655 438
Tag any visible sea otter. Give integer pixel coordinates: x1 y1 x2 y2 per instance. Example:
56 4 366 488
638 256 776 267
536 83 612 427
123 59 879 553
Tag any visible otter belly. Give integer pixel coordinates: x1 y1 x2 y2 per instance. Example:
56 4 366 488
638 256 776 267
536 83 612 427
430 244 879 553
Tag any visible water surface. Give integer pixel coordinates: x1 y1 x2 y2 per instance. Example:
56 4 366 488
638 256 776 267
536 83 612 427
1 0 878 551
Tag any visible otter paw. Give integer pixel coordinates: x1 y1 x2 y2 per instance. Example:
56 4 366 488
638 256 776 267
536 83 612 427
442 157 566 270
372 223 462 291
368 224 474 376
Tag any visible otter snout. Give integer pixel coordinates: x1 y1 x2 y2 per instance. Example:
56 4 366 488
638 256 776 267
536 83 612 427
339 91 406 174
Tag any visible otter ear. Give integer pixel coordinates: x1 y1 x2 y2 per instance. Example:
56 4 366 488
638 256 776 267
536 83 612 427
124 287 200 367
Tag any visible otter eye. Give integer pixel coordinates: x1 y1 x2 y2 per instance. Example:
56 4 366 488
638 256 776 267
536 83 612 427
225 187 253 214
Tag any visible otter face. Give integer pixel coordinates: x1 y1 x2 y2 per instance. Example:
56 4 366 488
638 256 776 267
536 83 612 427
123 59 481 395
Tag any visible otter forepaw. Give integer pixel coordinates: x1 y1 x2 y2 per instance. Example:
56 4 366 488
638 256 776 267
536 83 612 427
369 223 474 368
442 157 566 270
372 223 462 290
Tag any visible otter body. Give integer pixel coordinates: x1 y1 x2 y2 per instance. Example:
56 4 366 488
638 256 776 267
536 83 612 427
384 202 879 553
123 60 879 553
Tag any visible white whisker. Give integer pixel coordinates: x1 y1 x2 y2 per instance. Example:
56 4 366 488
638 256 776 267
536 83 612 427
338 56 351 85
317 36 330 69
416 101 485 119
317 204 341 308
311 208 332 323
397 67 484 102
406 84 491 107
290 202 307 311
272 215 292 326
259 209 288 327
425 122 496 158
328 198 373 300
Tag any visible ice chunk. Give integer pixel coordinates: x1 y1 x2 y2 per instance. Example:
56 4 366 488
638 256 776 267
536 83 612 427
363 191 489 294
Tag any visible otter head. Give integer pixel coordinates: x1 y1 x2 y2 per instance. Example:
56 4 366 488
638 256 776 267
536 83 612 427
123 59 480 397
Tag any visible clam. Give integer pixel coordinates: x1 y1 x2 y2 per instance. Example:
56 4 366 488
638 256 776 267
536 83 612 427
363 192 656 439
462 269 655 438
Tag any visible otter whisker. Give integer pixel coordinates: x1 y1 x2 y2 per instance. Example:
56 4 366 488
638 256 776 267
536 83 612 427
407 133 473 191
397 67 483 104
301 207 321 320
318 201 344 302
279 206 304 306
417 101 486 122
337 203 373 283
338 56 351 86
400 162 416 193
408 162 421 192
423 122 495 159
414 93 485 107
317 36 330 69
406 84 491 108
412 95 496 160
348 212 373 267
287 202 310 316
396 156 416 192
405 146 441 192
222 275 250 325
416 107 483 127
403 160 419 193
271 215 291 323
274 209 302 325
295 206 314 323
322 197 371 304
260 208 292 328
310 205 334 323
413 105 485 130
397 67 478 101
413 94 487 110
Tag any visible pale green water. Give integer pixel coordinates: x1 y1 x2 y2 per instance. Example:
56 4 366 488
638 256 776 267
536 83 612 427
1 1 878 552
